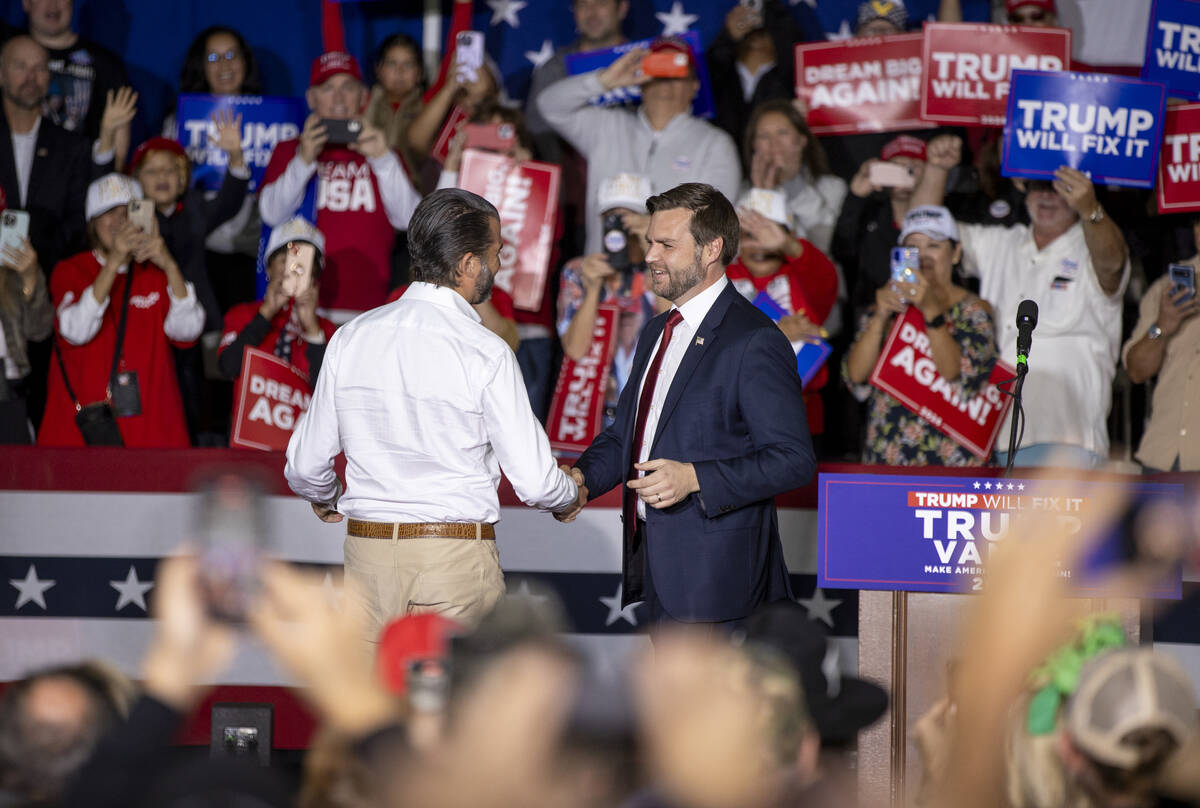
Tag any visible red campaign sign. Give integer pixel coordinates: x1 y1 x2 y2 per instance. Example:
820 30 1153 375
458 149 560 312
1157 103 1200 214
431 105 471 165
546 304 619 456
794 34 934 136
230 348 313 452
921 23 1071 126
868 307 1015 460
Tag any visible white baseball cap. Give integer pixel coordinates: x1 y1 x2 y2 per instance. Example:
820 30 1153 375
738 188 792 230
86 173 143 221
898 205 960 244
597 173 652 215
265 217 326 259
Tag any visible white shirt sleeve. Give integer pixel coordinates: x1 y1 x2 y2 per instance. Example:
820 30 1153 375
481 349 577 512
163 281 205 341
92 141 115 166
57 286 110 345
259 154 317 227
436 169 458 190
957 222 993 280
535 72 612 155
368 151 422 231
285 333 343 506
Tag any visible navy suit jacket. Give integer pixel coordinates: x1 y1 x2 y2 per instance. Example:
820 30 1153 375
575 281 816 622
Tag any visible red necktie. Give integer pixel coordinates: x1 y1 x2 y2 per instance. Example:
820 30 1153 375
624 309 683 540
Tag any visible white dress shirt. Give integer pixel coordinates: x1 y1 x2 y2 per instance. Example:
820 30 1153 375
285 281 577 522
10 118 38 208
633 275 727 518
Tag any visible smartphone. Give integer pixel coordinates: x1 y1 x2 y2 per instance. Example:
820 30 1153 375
407 659 451 713
127 200 154 233
1169 263 1196 303
456 31 484 83
602 212 631 273
321 118 362 145
641 50 691 79
194 470 269 623
891 247 920 285
280 242 316 298
870 161 916 189
463 122 515 153
0 209 29 255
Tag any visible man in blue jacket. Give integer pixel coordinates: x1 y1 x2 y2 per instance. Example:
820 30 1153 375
571 182 815 625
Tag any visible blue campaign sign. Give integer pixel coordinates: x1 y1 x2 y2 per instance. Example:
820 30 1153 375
1142 0 1200 101
1001 70 1167 189
562 31 716 119
752 291 831 386
175 94 308 192
816 473 1182 598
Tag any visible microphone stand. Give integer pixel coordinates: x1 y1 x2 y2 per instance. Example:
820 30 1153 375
1003 355 1027 478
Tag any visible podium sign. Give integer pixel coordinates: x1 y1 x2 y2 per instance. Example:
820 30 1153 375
817 473 1182 597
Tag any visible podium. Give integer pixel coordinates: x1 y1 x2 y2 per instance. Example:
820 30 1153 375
815 471 1178 807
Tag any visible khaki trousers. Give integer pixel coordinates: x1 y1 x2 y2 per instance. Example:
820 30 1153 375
343 535 506 643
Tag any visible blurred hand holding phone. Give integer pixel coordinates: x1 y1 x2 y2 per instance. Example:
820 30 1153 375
602 212 632 275
870 162 916 190
640 50 690 79
0 209 29 260
194 470 270 623
127 200 154 234
891 247 919 288
280 242 316 298
321 118 362 146
1168 263 1196 303
462 122 515 153
456 31 484 83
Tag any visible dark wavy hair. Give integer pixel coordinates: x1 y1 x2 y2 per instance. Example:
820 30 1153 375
373 32 426 92
408 189 499 287
179 26 263 94
742 99 831 181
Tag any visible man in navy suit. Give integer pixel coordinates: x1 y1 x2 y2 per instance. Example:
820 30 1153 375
567 182 815 625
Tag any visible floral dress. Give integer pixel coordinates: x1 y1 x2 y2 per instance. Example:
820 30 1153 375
843 294 997 466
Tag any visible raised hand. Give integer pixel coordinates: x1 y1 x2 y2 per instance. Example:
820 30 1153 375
925 134 962 170
737 208 791 255
598 48 650 92
628 459 699 509
850 158 884 198
209 108 245 169
98 86 138 156
1052 165 1098 217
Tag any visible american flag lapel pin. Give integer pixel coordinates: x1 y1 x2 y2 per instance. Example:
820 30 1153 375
695 337 704 346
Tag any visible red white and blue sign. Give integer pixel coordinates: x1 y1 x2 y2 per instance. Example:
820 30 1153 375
1140 0 1200 101
562 31 716 119
176 94 308 192
817 473 1183 597
1001 70 1168 189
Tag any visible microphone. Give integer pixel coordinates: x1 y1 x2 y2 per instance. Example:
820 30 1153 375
1015 299 1038 367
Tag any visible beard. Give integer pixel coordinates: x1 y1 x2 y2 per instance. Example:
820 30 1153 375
653 252 707 303
471 255 496 305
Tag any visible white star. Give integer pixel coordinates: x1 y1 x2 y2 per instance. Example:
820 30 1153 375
826 20 855 41
656 1 699 37
1008 483 1016 491
599 583 639 627
798 587 842 628
984 481 993 489
1018 483 1026 491
525 39 554 69
973 481 981 489
10 565 55 610
486 0 526 27
110 566 153 612
512 578 550 605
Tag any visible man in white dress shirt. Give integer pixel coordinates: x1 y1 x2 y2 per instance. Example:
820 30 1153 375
285 188 586 640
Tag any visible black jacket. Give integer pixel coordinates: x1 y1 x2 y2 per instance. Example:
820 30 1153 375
0 111 111 281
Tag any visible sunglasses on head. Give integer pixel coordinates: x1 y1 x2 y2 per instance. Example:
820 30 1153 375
206 49 240 63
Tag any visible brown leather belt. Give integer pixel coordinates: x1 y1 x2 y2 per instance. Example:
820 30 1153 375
345 519 495 540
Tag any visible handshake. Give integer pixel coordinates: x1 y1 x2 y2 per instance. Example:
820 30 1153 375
553 465 588 523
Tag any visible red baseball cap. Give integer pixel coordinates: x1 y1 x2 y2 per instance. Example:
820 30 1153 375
129 136 187 175
309 51 363 87
376 613 460 696
881 134 927 162
648 37 696 74
1006 0 1055 15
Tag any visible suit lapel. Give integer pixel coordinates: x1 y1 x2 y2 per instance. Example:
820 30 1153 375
26 119 52 210
650 283 736 453
0 112 18 210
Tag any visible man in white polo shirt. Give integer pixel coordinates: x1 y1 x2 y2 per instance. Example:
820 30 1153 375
914 134 1129 468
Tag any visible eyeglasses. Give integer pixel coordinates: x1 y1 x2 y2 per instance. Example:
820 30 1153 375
1008 10 1049 24
206 50 242 63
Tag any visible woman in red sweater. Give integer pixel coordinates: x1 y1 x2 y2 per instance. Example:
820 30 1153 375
40 174 204 447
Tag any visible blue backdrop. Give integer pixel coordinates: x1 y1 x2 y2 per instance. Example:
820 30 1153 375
0 0 989 140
